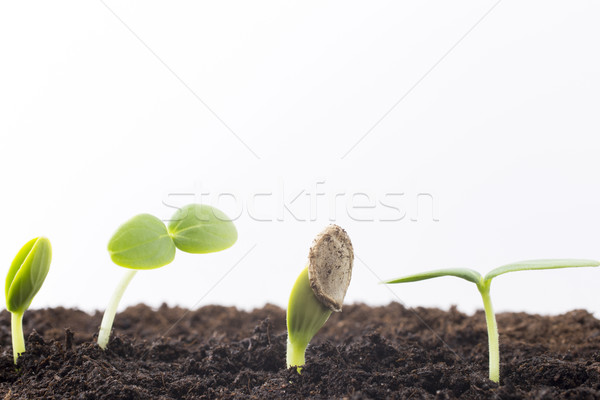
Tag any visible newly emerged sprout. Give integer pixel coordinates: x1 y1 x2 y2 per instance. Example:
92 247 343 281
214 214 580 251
97 204 237 349
286 225 353 372
5 237 52 363
384 259 600 383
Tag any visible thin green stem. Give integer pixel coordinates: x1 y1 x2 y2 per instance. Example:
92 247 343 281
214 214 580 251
286 337 307 373
11 312 25 364
97 269 137 349
478 281 499 383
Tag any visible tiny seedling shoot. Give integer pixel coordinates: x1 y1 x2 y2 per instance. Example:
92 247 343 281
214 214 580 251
5 237 52 364
286 225 354 373
384 259 600 383
97 204 237 349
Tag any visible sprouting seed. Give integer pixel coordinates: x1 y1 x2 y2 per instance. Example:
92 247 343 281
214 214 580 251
286 225 353 373
5 237 52 364
384 259 600 383
97 204 237 349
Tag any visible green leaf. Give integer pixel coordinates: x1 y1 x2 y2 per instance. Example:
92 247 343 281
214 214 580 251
168 204 238 254
485 259 600 281
5 238 36 301
6 237 52 314
287 266 332 368
384 268 483 285
108 214 176 269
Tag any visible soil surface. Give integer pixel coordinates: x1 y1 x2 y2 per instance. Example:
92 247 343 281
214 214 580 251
1 303 600 399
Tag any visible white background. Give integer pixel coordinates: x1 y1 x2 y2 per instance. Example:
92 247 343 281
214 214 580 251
1 1 599 317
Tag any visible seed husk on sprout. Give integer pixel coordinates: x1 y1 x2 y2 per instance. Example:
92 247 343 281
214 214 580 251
286 225 354 372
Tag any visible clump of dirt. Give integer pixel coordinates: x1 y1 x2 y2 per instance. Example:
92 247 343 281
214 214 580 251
1 303 600 399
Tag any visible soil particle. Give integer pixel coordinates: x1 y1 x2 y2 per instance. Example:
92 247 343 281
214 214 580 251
1 303 600 399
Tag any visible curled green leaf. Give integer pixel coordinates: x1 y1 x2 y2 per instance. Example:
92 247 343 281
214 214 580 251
6 236 52 363
168 204 238 254
6 237 52 314
287 266 332 370
108 214 176 270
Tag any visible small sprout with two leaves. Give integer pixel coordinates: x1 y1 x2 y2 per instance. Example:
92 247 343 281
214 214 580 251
384 259 600 383
5 237 52 364
286 225 354 373
97 204 237 349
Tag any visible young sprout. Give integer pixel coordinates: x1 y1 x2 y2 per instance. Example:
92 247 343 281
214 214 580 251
286 225 353 372
5 237 52 363
98 204 237 349
384 259 600 383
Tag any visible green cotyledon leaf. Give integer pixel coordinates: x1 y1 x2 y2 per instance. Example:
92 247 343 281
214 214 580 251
108 214 176 269
168 204 237 254
6 237 52 314
287 266 332 349
384 268 483 286
484 259 600 281
286 266 332 369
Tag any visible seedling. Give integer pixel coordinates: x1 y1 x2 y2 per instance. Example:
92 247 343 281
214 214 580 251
384 259 600 383
286 225 353 372
5 237 52 363
97 204 237 349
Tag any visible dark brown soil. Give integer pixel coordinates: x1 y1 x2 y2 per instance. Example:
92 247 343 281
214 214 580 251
1 303 600 399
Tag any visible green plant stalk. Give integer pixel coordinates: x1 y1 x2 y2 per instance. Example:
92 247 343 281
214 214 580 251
98 269 138 349
11 311 25 364
286 337 308 372
477 281 499 383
